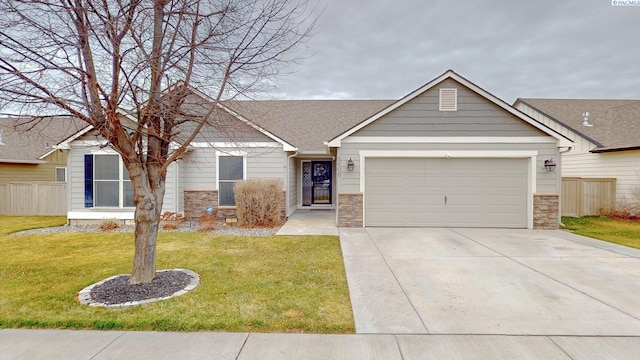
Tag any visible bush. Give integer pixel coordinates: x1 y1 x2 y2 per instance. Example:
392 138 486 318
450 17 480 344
99 219 120 232
234 178 284 228
160 211 185 230
197 214 217 232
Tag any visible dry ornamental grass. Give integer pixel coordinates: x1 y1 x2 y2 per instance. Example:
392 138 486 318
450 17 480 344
234 179 284 228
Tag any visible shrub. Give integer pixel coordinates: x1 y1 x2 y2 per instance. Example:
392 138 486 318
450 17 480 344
234 178 284 228
160 211 185 230
99 219 120 232
198 214 217 232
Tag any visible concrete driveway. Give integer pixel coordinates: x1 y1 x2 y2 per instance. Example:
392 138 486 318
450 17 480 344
340 227 640 336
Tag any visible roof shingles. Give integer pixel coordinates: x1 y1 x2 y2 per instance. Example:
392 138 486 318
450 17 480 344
0 116 87 163
519 98 640 152
226 100 394 153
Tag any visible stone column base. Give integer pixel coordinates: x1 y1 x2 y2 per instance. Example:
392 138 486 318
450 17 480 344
338 193 363 227
533 193 559 230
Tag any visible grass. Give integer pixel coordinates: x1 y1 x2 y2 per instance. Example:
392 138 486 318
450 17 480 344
0 216 354 333
561 216 640 250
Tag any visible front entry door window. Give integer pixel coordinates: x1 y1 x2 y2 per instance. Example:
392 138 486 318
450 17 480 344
302 161 332 205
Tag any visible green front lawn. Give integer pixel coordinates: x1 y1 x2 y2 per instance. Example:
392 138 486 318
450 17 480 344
562 216 640 250
0 216 354 333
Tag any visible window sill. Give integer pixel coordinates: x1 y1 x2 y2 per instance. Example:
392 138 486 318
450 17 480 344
90 207 135 210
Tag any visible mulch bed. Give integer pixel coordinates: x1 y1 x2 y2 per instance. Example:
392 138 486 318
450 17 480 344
90 271 193 305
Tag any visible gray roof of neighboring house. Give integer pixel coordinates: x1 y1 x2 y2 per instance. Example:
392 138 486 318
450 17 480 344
517 98 640 152
226 100 394 153
0 116 88 163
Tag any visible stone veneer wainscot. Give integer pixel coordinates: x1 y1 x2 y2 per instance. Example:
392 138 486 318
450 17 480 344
533 193 559 230
184 189 286 222
337 193 363 227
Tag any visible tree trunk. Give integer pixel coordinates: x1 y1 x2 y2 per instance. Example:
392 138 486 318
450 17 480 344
129 166 166 284
130 194 161 284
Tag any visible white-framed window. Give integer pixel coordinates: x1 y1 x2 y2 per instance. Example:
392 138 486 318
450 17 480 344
93 154 134 208
55 167 67 182
216 153 246 207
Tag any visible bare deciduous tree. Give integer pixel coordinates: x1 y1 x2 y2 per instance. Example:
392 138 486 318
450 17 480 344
0 0 316 283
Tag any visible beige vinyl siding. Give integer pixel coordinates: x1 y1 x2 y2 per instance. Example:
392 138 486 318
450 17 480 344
562 150 640 205
355 79 546 138
0 150 67 183
163 162 179 213
68 146 90 213
246 149 286 180
337 141 559 194
181 145 286 191
181 150 217 190
177 160 185 214
288 156 297 215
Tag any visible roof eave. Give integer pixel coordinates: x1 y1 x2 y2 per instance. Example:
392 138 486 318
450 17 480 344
0 158 47 164
591 145 640 153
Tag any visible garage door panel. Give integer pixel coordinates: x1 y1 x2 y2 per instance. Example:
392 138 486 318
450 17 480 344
365 157 527 228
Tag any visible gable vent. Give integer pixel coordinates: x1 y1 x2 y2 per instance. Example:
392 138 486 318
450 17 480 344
439 88 457 111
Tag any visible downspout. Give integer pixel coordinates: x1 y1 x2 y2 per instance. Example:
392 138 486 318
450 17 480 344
558 145 573 227
285 151 298 218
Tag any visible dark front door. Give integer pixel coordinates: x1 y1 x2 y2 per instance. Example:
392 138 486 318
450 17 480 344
302 161 332 206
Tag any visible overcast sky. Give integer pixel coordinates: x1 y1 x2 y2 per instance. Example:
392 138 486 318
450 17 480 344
269 0 640 103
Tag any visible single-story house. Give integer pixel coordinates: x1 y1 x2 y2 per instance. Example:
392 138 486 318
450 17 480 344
0 116 86 215
515 98 640 213
62 70 572 229
0 116 86 183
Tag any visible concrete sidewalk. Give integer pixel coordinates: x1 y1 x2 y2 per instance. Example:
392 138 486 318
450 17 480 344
3 329 640 359
276 209 338 236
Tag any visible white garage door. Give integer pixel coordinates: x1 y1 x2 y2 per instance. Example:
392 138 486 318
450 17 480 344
365 158 528 228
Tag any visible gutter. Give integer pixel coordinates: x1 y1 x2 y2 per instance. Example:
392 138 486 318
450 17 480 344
590 145 640 153
0 158 47 164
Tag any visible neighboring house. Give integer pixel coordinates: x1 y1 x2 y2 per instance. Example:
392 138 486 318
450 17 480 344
63 70 571 229
0 116 87 215
0 116 86 183
515 99 640 213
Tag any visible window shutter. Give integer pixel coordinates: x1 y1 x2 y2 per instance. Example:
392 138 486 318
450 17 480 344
439 88 457 111
84 154 93 208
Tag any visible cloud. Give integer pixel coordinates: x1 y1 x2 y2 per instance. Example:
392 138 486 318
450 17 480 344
271 0 640 103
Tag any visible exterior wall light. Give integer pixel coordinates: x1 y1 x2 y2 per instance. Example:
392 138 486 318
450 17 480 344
544 158 557 172
347 158 355 172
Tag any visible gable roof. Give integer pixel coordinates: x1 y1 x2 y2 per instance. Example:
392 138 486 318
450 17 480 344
328 70 573 148
516 98 640 152
226 100 394 153
0 116 87 164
